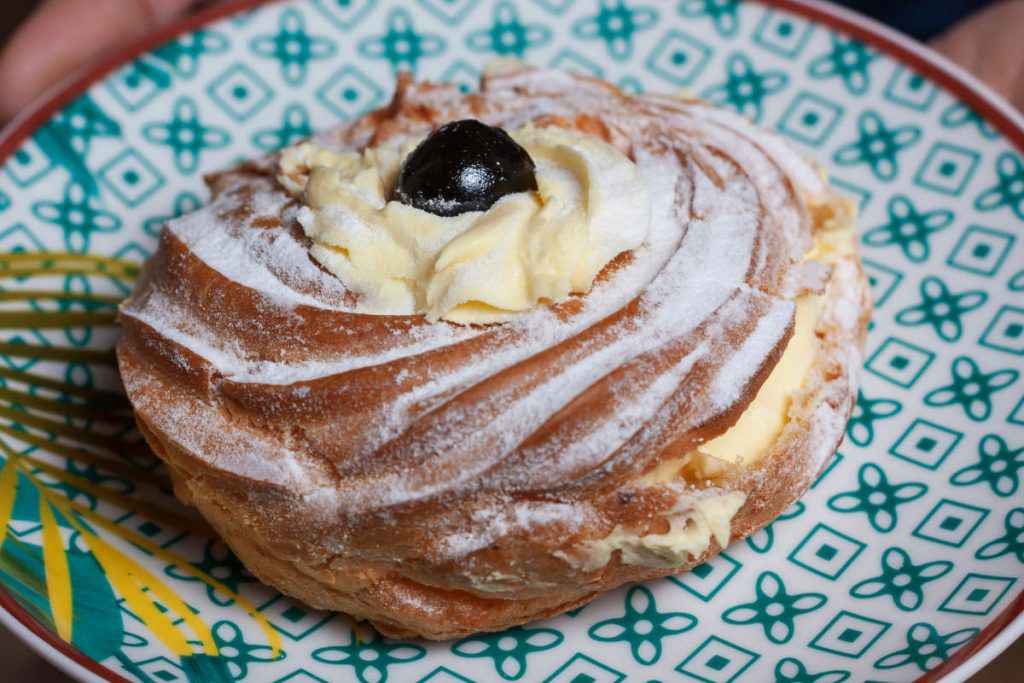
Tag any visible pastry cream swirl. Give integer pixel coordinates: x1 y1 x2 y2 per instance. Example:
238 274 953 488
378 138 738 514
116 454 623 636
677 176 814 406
278 126 650 323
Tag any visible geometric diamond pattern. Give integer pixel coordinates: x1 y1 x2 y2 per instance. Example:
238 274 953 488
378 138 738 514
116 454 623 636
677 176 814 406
860 258 904 307
788 524 866 581
752 10 813 58
97 148 165 208
669 552 742 602
676 636 759 683
946 225 1016 277
889 418 963 470
808 611 891 658
543 653 625 683
979 305 1024 356
206 63 274 122
914 142 981 197
315 64 385 121
258 596 334 641
938 573 1017 616
865 336 934 388
645 29 713 86
912 498 989 548
884 66 937 112
776 91 844 147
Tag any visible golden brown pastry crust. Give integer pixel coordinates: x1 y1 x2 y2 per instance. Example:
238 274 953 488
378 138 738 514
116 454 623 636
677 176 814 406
117 66 870 640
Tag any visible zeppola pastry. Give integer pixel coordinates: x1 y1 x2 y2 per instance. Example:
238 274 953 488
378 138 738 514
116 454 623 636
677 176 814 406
117 64 871 640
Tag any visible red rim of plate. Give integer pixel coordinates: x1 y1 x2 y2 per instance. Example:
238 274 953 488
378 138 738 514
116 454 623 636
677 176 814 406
0 1 1019 681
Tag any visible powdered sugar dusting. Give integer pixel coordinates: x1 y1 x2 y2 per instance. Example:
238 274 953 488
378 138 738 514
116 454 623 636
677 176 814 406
120 66 864 569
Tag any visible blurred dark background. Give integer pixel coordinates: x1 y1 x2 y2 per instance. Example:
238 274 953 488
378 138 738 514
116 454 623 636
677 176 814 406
0 0 1002 43
0 1 35 44
832 0 994 40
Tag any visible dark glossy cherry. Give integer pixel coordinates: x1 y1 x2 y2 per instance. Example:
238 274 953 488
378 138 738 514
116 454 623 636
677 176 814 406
392 119 537 217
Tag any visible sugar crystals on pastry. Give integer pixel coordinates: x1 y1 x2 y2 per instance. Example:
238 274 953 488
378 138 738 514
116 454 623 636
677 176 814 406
117 64 870 640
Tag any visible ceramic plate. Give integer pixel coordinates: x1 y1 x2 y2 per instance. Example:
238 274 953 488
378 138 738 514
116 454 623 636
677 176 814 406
0 1 1020 681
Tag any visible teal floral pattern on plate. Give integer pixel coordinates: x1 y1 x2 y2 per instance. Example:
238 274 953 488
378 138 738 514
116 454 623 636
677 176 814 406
0 1 1020 681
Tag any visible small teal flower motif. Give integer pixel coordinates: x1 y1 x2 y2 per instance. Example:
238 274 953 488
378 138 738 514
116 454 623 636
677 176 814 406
722 571 826 644
678 0 741 37
253 103 313 152
251 9 335 85
151 29 230 78
467 2 552 58
845 390 900 447
861 195 953 263
833 112 921 181
874 623 978 672
32 181 121 253
950 434 1023 497
940 101 999 139
827 463 927 533
895 276 987 342
923 356 1019 422
143 97 230 174
975 151 1024 220
588 585 697 665
850 547 952 611
701 53 788 123
358 8 444 75
165 540 255 606
144 191 202 238
452 625 563 680
976 507 1024 563
571 0 657 61
314 628 425 683
774 657 850 683
808 34 877 95
190 620 284 680
746 501 804 553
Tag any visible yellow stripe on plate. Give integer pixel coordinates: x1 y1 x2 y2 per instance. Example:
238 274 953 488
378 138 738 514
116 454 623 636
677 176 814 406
39 499 73 641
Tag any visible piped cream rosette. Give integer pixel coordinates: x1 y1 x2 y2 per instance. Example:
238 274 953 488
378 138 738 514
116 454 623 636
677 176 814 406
279 125 651 323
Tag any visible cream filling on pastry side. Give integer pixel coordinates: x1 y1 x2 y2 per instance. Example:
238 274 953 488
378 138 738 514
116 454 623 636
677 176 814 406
699 293 824 467
555 222 857 573
554 492 747 571
700 222 856 467
278 125 651 323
